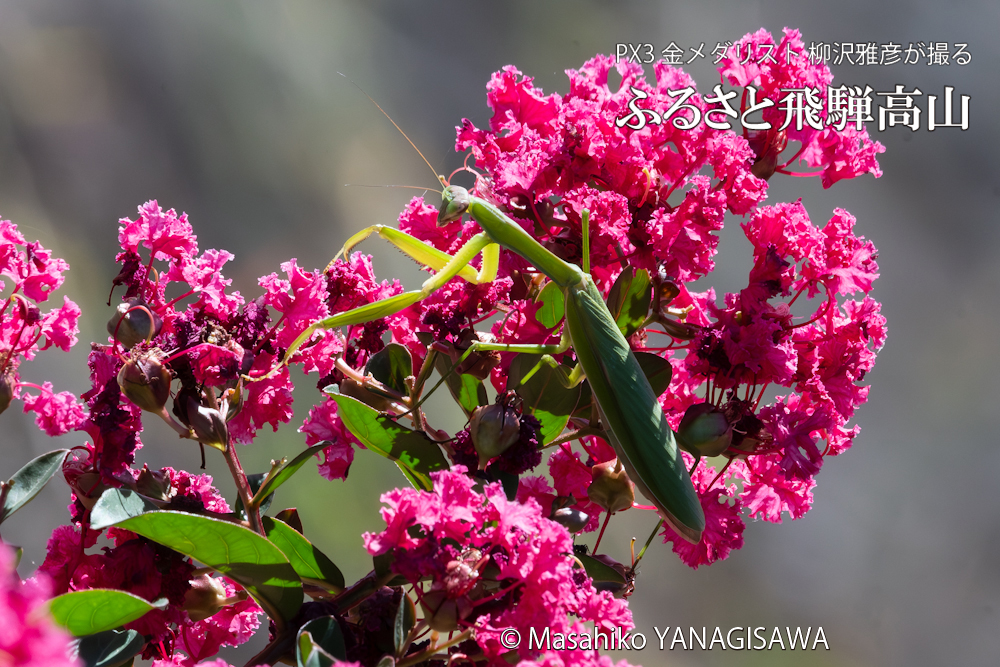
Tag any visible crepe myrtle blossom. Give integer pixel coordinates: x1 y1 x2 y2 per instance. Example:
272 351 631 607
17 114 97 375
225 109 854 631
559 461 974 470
38 468 260 662
3 28 886 667
364 468 633 664
0 217 84 434
0 542 79 667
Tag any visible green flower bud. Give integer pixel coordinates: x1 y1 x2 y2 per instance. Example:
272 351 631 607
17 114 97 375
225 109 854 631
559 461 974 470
469 402 521 469
107 299 162 350
136 465 171 501
117 354 172 414
419 589 472 633
587 460 635 513
0 371 15 415
173 388 229 451
677 403 733 458
183 574 229 622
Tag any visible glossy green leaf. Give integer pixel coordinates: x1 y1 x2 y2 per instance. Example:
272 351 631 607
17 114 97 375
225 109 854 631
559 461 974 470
297 616 347 667
72 629 144 667
393 593 416 657
576 553 626 586
49 589 165 637
330 394 448 491
606 267 652 337
366 343 413 395
534 280 565 329
0 449 68 524
253 444 328 506
635 351 674 398
90 488 159 530
457 374 487 414
263 517 345 592
507 354 581 444
113 511 302 624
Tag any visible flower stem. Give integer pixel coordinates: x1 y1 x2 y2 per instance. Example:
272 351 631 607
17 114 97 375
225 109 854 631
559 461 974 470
224 440 263 535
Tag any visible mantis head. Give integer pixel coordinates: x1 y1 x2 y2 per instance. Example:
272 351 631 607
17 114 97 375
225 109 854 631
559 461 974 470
438 185 471 225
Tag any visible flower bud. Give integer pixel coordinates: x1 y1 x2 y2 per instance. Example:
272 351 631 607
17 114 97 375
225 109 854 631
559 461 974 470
469 402 521 469
136 465 172 501
419 589 472 633
588 553 631 598
0 372 15 415
107 299 163 350
173 388 228 451
552 507 590 533
677 403 732 459
587 460 635 513
117 354 171 414
183 574 229 622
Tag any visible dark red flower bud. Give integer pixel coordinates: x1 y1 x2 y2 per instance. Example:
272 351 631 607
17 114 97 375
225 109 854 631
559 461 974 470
107 298 163 349
587 460 635 513
117 353 171 414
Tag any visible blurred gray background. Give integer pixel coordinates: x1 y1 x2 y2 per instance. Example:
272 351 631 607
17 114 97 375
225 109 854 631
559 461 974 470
0 1 995 666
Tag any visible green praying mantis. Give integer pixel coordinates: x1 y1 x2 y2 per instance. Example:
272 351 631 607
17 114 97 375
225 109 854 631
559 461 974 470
283 110 706 544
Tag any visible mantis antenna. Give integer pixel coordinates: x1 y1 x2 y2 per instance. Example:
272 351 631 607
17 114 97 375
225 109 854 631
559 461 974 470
337 72 443 186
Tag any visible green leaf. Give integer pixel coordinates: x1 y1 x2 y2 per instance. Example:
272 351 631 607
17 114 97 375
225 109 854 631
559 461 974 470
72 629 144 667
49 589 166 637
365 343 413 395
0 449 68 524
253 444 328 506
534 280 565 329
576 553 626 586
113 511 302 625
90 488 159 530
606 267 652 337
297 616 347 667
635 351 674 398
376 657 396 667
457 374 487 414
263 517 345 592
393 593 416 657
331 394 448 491
236 472 272 519
507 354 581 444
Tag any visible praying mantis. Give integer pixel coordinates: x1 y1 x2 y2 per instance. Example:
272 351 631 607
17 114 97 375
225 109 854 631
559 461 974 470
283 112 706 544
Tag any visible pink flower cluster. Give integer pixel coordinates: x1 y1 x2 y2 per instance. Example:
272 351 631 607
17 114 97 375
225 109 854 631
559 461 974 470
0 542 79 667
0 218 84 435
39 467 260 662
385 28 885 568
364 468 634 666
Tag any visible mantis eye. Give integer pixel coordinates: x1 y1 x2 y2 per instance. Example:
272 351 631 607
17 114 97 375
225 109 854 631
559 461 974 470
438 185 471 225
